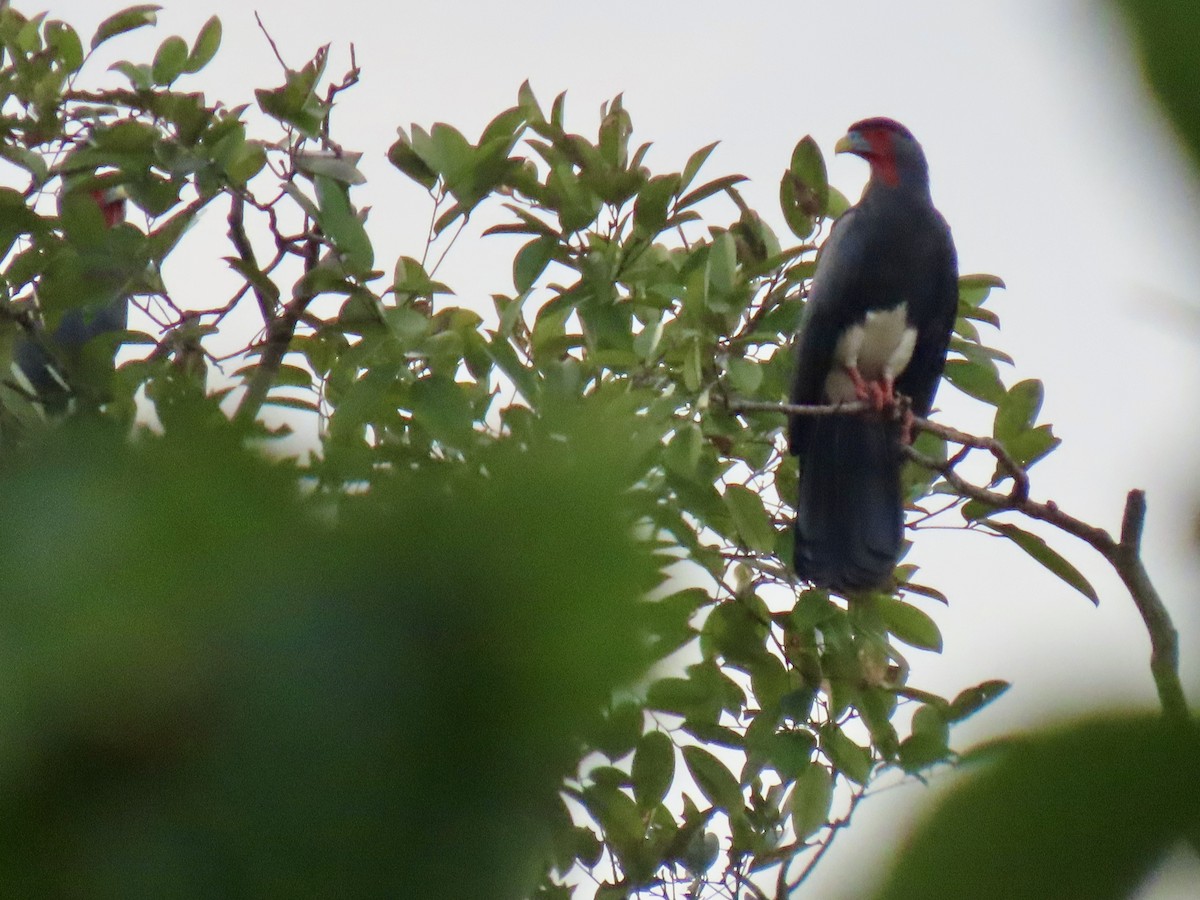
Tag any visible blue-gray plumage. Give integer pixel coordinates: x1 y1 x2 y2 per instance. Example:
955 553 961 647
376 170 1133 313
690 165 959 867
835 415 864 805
789 118 958 593
12 188 128 414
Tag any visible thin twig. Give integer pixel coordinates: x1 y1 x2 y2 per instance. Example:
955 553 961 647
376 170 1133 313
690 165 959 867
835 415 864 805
255 13 288 70
784 787 867 895
727 867 769 900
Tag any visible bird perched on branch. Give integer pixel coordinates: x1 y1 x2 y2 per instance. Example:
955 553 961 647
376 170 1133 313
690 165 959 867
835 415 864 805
11 184 130 415
789 118 958 593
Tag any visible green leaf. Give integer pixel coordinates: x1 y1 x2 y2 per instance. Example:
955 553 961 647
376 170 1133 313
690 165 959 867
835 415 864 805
676 174 747 211
484 336 536 403
45 20 84 72
410 376 474 448
820 724 872 785
513 235 556 293
254 56 329 137
680 141 719 193
516 79 543 122
632 731 675 810
765 729 816 780
271 364 312 389
701 599 769 667
825 186 851 219
704 232 738 305
92 5 160 50
109 60 152 90
958 272 1006 307
225 141 266 186
261 396 320 414
993 378 1043 441
790 763 834 839
747 653 789 714
182 15 221 73
722 484 775 553
151 34 188 85
942 358 1005 405
294 151 366 185
876 597 943 652
592 701 643 760
313 175 373 273
681 720 745 750
982 521 1099 605
633 174 679 235
682 746 742 812
789 590 837 631
998 424 1060 472
947 680 1010 723
897 729 951 774
646 676 720 724
387 128 438 190
779 136 828 239
680 826 720 876
875 715 1200 900
726 357 763 395
581 783 643 861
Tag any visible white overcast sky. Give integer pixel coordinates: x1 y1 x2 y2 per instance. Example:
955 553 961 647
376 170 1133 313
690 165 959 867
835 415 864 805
42 1 1200 896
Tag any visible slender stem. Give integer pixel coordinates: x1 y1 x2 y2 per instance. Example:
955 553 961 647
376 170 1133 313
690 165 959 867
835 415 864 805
785 787 866 895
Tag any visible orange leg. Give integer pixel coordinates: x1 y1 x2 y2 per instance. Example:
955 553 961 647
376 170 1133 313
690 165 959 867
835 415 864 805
845 365 870 402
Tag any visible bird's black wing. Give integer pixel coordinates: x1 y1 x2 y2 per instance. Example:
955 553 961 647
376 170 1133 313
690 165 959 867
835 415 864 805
894 210 958 418
788 206 869 454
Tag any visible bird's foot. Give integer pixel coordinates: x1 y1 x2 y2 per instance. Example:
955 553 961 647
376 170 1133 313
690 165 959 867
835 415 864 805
846 365 871 403
866 377 896 413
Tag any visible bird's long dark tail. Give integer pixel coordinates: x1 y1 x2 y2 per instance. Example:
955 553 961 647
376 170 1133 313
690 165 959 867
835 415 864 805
794 414 904 593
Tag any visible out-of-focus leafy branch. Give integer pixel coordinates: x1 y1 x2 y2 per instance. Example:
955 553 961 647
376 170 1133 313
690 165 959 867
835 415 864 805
0 4 1193 899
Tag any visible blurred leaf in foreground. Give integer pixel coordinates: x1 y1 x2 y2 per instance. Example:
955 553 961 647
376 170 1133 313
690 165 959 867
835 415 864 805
0 413 651 898
875 715 1200 900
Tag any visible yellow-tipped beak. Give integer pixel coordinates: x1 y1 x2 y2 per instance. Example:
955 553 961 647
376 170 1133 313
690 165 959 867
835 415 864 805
835 132 870 156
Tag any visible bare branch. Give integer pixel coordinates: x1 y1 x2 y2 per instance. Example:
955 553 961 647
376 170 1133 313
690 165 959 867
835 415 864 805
728 397 1191 725
255 13 288 70
227 194 279 325
732 397 869 418
784 787 867 895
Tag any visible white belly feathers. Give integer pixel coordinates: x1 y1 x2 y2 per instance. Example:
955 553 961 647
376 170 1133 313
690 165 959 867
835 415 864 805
823 303 917 403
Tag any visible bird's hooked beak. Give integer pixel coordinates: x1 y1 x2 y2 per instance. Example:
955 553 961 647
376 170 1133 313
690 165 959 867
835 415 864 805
834 130 870 157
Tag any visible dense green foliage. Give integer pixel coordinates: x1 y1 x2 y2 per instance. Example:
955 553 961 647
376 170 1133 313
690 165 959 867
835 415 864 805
0 4 1194 898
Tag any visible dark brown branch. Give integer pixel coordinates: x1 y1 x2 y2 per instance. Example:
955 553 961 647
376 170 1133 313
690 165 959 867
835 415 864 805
1111 491 1187 726
232 289 315 427
728 397 1190 725
63 88 150 109
227 194 279 324
232 177 329 426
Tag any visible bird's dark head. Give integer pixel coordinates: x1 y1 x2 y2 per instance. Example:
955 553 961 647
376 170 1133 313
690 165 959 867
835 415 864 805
835 118 929 190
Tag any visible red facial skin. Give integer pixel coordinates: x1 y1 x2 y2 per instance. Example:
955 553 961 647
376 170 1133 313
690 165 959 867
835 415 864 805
89 188 126 228
857 127 900 187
